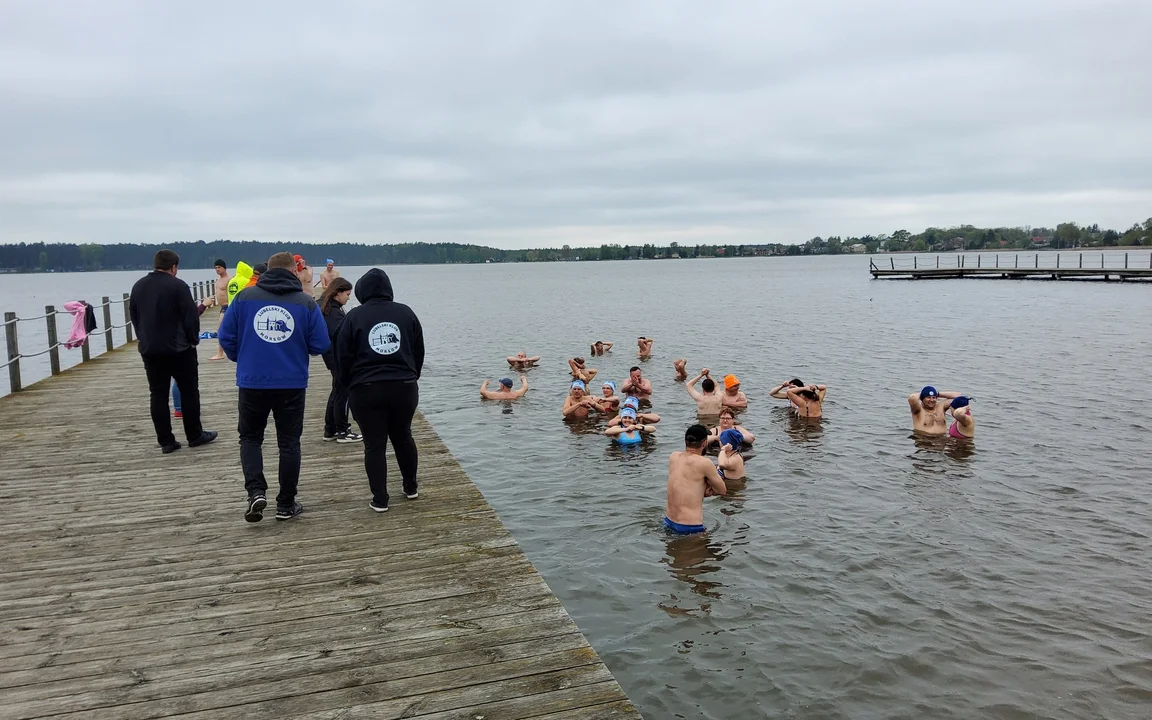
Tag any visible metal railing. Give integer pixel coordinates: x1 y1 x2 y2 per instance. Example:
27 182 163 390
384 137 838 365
2 280 218 394
872 251 1152 272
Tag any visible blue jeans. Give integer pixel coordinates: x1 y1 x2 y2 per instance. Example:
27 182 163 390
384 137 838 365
172 380 182 412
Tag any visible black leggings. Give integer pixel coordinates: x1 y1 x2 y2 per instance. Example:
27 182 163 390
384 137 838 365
348 380 419 506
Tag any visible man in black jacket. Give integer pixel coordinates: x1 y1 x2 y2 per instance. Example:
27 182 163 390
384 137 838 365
129 250 218 453
335 268 425 512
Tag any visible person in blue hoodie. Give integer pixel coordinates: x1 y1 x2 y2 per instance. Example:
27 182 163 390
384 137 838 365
219 252 331 523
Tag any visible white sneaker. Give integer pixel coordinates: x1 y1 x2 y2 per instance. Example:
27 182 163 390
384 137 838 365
337 432 362 444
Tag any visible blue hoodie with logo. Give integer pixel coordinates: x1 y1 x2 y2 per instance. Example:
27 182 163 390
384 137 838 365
218 268 330 389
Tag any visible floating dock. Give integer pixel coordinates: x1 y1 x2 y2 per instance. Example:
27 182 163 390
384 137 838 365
0 318 642 719
870 252 1152 281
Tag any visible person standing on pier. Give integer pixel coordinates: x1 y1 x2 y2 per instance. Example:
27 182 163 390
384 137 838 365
209 259 230 361
129 249 218 454
319 259 340 290
335 268 425 513
219 252 331 523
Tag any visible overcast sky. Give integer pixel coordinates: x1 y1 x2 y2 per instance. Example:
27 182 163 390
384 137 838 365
2 0 1150 249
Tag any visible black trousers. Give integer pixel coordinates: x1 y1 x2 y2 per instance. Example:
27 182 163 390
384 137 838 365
142 349 202 446
238 388 306 509
348 380 419 506
323 366 351 436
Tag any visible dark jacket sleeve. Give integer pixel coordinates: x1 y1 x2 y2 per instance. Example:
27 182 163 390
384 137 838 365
305 304 331 356
322 306 345 342
334 313 356 388
129 290 140 338
411 312 425 379
177 281 200 347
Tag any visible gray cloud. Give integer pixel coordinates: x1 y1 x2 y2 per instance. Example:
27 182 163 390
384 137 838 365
2 0 1150 248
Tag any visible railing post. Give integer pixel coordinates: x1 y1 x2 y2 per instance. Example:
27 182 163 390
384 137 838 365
1125 252 1128 269
914 256 917 269
936 256 940 268
978 255 981 268
1056 254 1060 269
890 258 894 270
1079 253 1082 268
123 293 133 343
1035 254 1038 268
102 296 113 352
81 327 90 362
1015 254 1019 269
45 305 61 375
1101 253 1104 269
4 312 20 392
995 254 999 266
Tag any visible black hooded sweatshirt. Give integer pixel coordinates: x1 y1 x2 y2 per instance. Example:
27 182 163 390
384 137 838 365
334 269 424 388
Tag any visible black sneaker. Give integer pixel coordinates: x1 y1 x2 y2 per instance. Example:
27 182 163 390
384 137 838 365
245 495 267 523
189 430 218 448
322 433 339 442
337 432 362 444
161 441 182 454
403 488 419 500
275 502 304 521
368 500 389 513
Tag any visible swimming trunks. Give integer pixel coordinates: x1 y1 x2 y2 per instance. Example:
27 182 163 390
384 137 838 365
948 421 969 439
663 517 706 535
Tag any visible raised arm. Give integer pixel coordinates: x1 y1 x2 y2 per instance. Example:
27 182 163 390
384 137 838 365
513 375 529 398
907 393 923 414
953 406 974 429
769 382 790 399
602 342 613 351
480 380 495 399
815 384 828 401
685 373 704 400
717 445 739 471
735 425 756 444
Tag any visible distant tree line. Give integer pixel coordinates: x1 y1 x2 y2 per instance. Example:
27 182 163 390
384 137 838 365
0 217 1148 272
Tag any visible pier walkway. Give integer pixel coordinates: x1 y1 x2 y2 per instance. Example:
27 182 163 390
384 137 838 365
870 251 1152 281
0 321 641 719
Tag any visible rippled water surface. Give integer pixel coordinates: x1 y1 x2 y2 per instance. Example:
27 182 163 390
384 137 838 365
5 256 1152 718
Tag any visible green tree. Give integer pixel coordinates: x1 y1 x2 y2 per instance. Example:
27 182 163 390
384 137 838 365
38 251 48 271
1055 222 1081 249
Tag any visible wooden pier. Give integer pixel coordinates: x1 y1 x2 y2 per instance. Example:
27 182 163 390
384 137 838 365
870 251 1152 281
0 318 641 719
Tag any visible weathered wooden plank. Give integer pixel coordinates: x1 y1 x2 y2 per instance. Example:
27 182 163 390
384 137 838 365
0 318 642 720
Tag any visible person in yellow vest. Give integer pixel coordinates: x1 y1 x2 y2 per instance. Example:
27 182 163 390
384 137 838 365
226 261 254 305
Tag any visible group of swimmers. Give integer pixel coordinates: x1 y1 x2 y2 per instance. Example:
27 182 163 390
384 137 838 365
482 336 976 536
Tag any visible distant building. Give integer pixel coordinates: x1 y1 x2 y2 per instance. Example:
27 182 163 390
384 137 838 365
1032 236 1052 247
849 244 866 253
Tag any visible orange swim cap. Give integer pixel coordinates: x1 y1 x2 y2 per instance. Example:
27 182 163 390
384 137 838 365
724 374 739 390
293 254 306 271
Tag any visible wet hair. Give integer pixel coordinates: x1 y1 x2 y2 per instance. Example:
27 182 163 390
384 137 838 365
573 357 585 365
798 387 820 401
153 249 180 271
268 252 296 270
319 277 353 314
684 424 709 449
789 378 805 387
701 378 715 393
719 407 735 419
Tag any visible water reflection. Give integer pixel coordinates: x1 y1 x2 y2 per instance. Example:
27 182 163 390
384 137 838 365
603 438 660 461
908 432 977 471
659 531 729 610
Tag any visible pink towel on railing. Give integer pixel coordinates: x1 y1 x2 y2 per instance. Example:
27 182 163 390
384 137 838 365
63 301 90 349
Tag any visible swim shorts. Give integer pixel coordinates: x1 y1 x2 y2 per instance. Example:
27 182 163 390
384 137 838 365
663 517 706 535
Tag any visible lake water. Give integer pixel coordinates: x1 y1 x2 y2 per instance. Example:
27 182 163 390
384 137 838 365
3 255 1152 719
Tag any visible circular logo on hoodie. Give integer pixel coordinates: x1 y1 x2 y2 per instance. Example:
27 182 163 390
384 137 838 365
368 322 401 355
253 306 295 343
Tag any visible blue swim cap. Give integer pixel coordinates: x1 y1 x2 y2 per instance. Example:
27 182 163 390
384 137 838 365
602 380 616 392
325 258 334 264
571 380 586 391
920 386 938 400
498 378 513 388
620 407 637 419
623 396 640 410
950 395 970 410
720 429 743 448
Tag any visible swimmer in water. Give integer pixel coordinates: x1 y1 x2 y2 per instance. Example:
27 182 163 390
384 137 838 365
673 358 688 382
947 395 975 438
706 407 756 448
721 374 748 409
569 357 598 383
665 424 726 535
608 395 661 426
605 407 656 444
507 351 540 369
590 340 614 356
621 365 652 395
686 368 723 416
562 380 601 418
908 385 962 435
786 382 827 418
716 429 746 480
637 336 654 358
769 378 805 408
480 375 529 400
595 380 622 411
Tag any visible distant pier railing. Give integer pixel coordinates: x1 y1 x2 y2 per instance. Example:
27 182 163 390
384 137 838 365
870 251 1152 281
2 279 218 395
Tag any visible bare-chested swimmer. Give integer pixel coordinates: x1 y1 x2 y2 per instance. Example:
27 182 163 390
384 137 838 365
716 429 746 481
786 382 827 418
908 386 963 436
665 424 727 535
590 340 614 356
596 380 622 412
621 365 652 396
721 374 748 409
480 375 528 400
507 351 541 369
562 380 601 419
673 358 688 382
947 396 975 439
686 368 723 416
569 357 598 383
638 336 654 358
